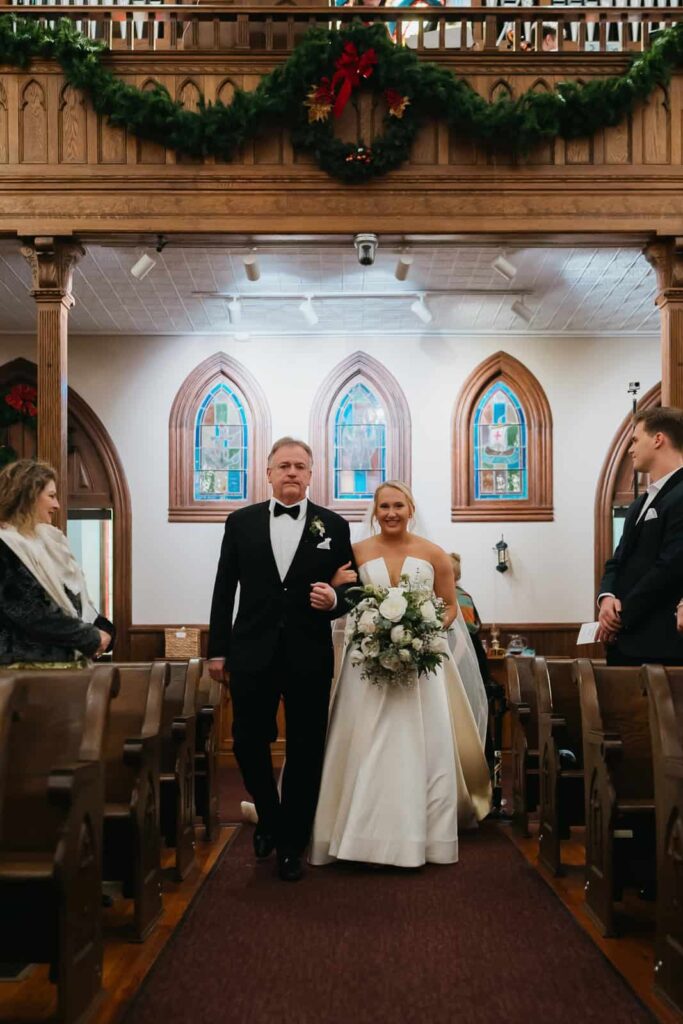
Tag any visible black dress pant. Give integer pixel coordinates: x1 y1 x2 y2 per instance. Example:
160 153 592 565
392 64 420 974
229 641 332 855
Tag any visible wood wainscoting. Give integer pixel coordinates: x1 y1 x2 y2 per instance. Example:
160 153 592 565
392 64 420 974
128 622 601 763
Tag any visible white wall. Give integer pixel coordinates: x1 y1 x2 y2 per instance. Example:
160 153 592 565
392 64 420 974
0 331 660 625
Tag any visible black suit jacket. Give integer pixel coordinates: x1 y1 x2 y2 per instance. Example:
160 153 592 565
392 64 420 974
207 500 355 676
599 466 683 660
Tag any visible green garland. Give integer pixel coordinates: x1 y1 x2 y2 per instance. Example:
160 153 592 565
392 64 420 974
2 13 683 183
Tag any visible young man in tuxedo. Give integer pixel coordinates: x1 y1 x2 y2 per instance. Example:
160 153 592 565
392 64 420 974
207 437 355 881
597 407 683 666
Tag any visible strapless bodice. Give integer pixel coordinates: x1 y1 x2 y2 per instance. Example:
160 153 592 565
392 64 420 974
358 556 435 591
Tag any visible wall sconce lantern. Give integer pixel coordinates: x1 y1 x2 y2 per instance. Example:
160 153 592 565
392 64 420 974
495 535 509 573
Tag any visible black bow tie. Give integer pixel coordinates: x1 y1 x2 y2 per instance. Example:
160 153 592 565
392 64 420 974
274 502 300 520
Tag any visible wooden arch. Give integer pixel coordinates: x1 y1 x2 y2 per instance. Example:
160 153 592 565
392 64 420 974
0 357 132 658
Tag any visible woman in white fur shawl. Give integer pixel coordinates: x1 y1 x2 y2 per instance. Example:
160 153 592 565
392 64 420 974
0 459 112 666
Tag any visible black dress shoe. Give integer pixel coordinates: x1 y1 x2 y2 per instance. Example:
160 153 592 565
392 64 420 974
277 853 303 882
253 830 276 860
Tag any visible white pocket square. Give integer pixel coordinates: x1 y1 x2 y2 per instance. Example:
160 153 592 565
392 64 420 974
316 537 331 550
644 508 658 521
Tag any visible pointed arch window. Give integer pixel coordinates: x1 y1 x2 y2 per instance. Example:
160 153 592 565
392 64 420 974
169 352 271 522
452 351 552 522
310 353 410 521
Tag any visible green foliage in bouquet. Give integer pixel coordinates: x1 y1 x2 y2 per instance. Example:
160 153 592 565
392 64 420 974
2 15 683 183
346 574 449 688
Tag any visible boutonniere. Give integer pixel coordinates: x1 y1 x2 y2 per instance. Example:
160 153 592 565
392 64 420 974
309 516 326 539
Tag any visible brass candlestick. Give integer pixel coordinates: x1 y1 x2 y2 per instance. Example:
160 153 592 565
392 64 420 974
488 623 506 659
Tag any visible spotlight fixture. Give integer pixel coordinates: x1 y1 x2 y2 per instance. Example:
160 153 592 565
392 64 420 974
299 296 319 326
130 253 156 281
491 252 517 283
511 297 532 323
227 297 242 324
410 294 433 325
130 235 167 281
234 332 250 342
243 253 260 282
394 253 413 282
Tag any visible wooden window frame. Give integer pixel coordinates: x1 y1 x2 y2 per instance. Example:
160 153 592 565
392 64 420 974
309 352 411 522
452 350 553 523
168 352 271 523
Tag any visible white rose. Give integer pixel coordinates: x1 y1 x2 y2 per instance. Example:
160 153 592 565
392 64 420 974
411 638 424 652
360 636 380 658
420 600 438 623
349 648 364 666
379 651 400 671
399 649 413 663
390 624 405 644
428 634 449 654
357 608 379 634
379 588 408 623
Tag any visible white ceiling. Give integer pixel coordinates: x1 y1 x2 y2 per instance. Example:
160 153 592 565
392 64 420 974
0 236 659 338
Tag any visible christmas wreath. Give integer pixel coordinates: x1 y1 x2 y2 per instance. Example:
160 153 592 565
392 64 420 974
2 14 683 183
0 383 37 469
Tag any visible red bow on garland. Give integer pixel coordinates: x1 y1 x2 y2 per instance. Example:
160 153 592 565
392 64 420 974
330 42 378 118
5 384 37 417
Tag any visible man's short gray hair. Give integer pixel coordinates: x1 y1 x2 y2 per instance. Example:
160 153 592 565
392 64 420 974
268 436 314 467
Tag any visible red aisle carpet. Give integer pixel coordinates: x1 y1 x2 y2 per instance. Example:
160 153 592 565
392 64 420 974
119 768 655 1024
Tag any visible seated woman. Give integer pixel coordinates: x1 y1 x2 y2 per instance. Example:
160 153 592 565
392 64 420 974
0 459 112 666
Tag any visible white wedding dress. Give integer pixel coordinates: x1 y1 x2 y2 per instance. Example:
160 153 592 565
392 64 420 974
309 556 491 869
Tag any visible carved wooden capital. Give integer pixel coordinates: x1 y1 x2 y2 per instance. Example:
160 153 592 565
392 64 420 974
19 237 85 305
643 237 683 303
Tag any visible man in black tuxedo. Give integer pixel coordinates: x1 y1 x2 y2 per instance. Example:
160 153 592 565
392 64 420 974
598 407 683 666
207 437 355 881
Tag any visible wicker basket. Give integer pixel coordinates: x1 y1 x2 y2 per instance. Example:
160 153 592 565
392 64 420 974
164 626 202 659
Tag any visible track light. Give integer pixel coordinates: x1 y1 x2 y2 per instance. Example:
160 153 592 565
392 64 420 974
492 253 517 283
234 332 250 342
511 297 533 323
131 253 156 281
227 297 242 324
410 294 432 324
243 253 260 282
394 254 413 281
299 296 319 326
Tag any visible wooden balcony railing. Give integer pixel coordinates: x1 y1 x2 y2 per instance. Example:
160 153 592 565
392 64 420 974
2 2 683 54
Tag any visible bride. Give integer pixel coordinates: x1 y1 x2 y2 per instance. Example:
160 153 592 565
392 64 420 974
309 480 491 869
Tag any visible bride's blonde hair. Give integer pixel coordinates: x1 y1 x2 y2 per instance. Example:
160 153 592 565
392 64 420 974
371 480 416 530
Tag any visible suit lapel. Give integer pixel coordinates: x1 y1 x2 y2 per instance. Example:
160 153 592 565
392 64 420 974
621 467 683 556
258 502 282 585
283 501 318 584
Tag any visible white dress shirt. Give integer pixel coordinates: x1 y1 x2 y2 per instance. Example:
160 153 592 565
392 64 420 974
269 497 307 581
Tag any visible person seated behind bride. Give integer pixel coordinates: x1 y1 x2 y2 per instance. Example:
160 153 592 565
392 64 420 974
309 481 491 869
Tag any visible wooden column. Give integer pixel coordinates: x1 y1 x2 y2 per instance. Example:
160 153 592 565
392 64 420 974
644 238 683 409
20 237 84 528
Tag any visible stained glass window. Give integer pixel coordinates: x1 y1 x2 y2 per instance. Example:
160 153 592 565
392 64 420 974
194 382 248 501
333 382 387 500
473 382 527 500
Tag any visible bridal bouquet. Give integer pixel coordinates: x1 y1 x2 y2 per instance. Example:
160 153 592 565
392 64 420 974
346 575 449 688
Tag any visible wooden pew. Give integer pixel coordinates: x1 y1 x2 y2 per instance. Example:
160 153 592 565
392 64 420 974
0 677 19 840
104 661 167 942
535 657 585 875
160 659 199 879
575 659 656 936
641 664 683 1016
507 656 539 837
195 664 222 841
0 666 118 1024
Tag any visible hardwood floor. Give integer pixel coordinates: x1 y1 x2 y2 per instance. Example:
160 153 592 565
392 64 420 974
504 822 682 1024
0 826 237 1024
